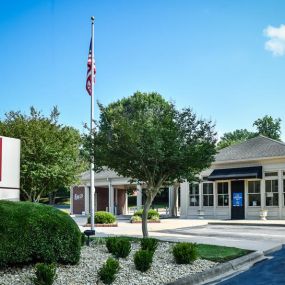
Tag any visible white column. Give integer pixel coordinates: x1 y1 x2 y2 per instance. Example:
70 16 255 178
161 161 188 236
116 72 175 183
136 184 142 210
124 190 129 215
244 180 248 219
168 186 174 216
213 182 217 218
261 179 266 210
173 185 179 216
108 179 114 214
180 181 189 218
199 183 203 210
278 170 282 219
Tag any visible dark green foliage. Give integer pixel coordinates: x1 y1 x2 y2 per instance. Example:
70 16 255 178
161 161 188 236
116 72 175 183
133 209 160 220
98 257 120 284
172 242 198 264
32 263 57 285
113 239 131 258
134 250 154 272
81 233 86 246
106 237 118 254
87 211 116 224
105 237 131 258
0 201 82 267
87 92 217 237
140 238 158 253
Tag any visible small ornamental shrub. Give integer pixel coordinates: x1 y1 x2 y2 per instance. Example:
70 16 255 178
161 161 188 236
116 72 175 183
98 257 120 284
141 238 158 253
113 239 131 258
87 211 116 224
0 201 81 267
172 242 198 264
133 209 160 220
134 250 154 272
32 263 57 285
130 215 142 223
106 237 118 254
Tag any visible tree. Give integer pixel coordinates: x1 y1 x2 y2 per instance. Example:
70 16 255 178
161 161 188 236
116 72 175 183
217 129 256 150
0 107 86 202
89 92 217 237
253 115 281 140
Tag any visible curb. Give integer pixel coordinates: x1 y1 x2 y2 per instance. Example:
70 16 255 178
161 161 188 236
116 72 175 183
208 222 285 227
166 251 264 285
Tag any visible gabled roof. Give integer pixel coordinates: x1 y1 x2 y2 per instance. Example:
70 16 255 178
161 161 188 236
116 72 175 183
215 135 285 163
80 167 122 181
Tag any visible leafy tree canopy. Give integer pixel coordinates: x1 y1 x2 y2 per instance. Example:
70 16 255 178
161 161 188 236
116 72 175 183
89 92 217 236
0 106 86 202
253 115 281 141
217 129 256 150
217 115 282 150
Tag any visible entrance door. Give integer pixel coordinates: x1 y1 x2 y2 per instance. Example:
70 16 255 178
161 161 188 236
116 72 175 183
231 180 245 219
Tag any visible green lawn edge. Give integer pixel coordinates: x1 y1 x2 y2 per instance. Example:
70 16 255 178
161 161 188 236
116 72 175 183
90 236 252 263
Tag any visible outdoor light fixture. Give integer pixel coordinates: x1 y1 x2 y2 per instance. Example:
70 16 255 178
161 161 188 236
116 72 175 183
84 229 95 246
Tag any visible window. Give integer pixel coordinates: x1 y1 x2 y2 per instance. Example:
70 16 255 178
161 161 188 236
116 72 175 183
265 180 279 206
189 184 199 206
264 171 278 177
248 181 261 206
217 182 229 206
203 183 213 206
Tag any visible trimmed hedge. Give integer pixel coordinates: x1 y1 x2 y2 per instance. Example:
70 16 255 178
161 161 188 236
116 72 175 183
134 250 154 272
133 209 160 220
0 201 82 267
87 211 116 224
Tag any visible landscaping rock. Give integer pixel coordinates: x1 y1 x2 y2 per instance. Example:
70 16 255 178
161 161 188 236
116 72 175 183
0 242 217 285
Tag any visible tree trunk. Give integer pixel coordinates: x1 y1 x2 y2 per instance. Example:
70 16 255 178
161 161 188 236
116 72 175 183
142 195 152 237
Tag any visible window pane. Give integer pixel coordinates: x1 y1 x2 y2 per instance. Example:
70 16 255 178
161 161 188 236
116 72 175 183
208 195 214 206
190 195 199 206
265 172 278 177
218 195 223 206
273 193 279 206
248 181 261 193
273 180 279 192
203 195 208 206
248 194 261 206
265 180 271 192
224 195 229 206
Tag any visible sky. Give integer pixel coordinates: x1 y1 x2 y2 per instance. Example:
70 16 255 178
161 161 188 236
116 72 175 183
1 0 285 140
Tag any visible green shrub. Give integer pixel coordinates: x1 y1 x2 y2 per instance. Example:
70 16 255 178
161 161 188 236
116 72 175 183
81 233 86 246
106 237 131 258
87 211 116 224
133 209 160 220
98 257 120 284
106 237 118 254
0 201 82 267
141 238 158 253
113 239 131 258
172 242 198 264
130 215 142 223
134 250 154 272
32 263 57 285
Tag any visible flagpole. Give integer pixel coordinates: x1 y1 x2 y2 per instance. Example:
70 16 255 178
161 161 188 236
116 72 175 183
90 16 95 232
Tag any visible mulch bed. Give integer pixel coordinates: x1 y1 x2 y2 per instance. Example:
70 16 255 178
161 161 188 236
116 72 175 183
84 223 118 227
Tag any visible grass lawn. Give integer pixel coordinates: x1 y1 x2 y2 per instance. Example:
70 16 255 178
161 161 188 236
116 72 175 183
90 237 251 262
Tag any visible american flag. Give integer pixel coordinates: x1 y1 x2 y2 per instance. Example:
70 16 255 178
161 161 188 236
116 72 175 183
86 39 96 96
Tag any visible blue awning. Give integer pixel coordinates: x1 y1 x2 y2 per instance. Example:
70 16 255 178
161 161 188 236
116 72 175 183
207 166 262 181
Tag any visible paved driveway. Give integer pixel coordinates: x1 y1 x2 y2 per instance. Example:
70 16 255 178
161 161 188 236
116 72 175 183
213 247 285 285
158 224 285 251
74 216 285 252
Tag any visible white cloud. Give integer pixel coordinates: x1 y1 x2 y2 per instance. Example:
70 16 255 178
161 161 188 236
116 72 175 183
264 24 285 56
